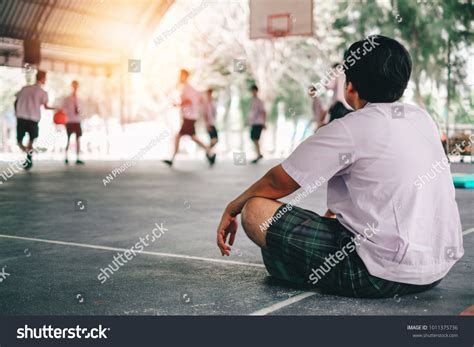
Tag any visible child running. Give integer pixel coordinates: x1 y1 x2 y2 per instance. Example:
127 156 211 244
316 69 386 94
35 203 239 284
203 88 218 150
63 80 85 165
248 85 266 164
163 69 215 167
14 70 57 170
216 35 463 298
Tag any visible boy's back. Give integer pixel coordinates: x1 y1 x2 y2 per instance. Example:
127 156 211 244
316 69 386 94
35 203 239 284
15 84 48 121
216 35 463 298
292 101 463 284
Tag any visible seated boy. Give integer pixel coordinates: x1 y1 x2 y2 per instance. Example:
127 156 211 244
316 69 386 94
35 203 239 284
216 35 464 298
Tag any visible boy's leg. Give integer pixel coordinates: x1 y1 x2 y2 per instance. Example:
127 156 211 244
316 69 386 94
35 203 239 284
252 139 261 157
23 121 38 170
208 126 218 148
191 135 210 153
76 134 80 158
17 140 27 153
242 198 311 285
16 119 27 153
163 132 181 166
26 139 34 153
65 133 70 162
241 197 283 248
76 134 84 164
171 133 182 161
191 135 216 165
23 138 34 170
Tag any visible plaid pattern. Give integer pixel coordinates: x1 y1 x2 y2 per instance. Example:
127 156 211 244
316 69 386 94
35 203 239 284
262 205 440 298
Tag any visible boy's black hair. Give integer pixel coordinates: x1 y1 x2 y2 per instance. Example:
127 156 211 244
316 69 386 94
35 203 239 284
36 70 46 82
250 84 258 92
343 35 412 103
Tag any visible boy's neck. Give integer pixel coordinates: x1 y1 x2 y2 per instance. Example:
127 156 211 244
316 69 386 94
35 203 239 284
352 99 368 110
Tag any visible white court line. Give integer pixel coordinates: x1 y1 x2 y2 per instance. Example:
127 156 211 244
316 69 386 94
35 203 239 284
0 234 265 268
463 228 474 236
249 292 317 316
2 227 472 316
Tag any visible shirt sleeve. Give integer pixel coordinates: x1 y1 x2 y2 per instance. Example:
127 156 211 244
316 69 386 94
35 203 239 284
248 101 255 123
281 119 355 189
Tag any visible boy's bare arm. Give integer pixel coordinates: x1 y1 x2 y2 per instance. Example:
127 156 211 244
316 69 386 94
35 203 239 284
216 164 300 255
43 102 57 111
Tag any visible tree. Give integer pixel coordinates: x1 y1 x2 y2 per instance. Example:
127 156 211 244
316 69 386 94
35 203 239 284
333 0 473 128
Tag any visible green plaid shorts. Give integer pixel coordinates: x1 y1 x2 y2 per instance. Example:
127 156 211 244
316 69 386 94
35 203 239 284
262 205 441 298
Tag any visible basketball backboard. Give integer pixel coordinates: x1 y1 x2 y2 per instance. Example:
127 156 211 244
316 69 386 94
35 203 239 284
249 0 313 39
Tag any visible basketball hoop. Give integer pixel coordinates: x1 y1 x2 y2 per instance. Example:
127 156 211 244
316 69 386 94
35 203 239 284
267 13 291 37
249 0 313 40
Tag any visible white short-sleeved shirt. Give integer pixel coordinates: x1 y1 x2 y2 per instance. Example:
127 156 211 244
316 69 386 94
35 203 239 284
15 84 48 122
63 95 82 124
249 97 266 125
203 99 216 126
181 83 201 120
282 102 463 285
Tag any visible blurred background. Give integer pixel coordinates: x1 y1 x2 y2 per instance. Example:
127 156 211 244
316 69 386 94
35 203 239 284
0 0 472 162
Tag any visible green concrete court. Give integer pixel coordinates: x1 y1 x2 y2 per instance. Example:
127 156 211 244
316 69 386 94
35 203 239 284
0 159 472 315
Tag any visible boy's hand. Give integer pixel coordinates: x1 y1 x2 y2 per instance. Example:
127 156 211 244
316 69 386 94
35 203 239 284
217 210 238 256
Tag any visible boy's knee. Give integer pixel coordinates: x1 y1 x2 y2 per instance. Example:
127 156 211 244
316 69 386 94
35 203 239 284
241 197 279 233
241 197 263 226
241 197 270 248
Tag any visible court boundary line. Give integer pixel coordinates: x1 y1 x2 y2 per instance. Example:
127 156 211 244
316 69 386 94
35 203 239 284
249 292 316 316
0 234 265 268
462 228 474 236
1 227 472 316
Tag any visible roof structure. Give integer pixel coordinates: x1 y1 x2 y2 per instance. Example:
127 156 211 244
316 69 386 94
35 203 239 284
0 0 173 72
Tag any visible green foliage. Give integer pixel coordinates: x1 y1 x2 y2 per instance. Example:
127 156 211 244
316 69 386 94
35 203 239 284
333 0 473 123
274 78 311 121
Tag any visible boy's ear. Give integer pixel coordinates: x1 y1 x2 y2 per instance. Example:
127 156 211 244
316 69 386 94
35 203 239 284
346 81 355 94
